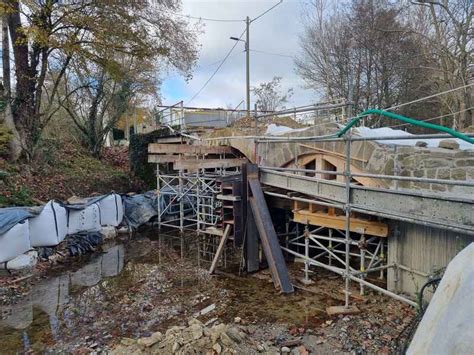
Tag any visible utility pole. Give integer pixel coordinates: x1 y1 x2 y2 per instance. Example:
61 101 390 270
246 16 250 118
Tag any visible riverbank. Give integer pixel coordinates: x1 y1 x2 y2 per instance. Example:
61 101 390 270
0 142 144 207
0 230 415 354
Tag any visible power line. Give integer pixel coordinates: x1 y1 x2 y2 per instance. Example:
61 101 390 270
186 28 246 105
251 0 283 23
250 48 293 58
162 53 241 81
387 107 474 129
168 11 244 23
384 83 474 112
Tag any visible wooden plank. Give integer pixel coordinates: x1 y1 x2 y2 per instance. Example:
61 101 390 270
147 155 193 163
293 209 388 237
248 170 294 294
148 143 233 155
173 159 245 171
216 194 241 202
209 225 231 274
155 137 185 144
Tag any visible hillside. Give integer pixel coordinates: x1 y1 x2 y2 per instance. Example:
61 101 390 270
0 140 144 207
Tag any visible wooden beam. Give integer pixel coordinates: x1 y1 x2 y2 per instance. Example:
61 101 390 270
147 155 193 163
209 225 231 274
173 159 245 171
248 165 294 294
148 143 233 155
293 209 388 237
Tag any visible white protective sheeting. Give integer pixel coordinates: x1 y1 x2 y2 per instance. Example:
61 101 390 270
29 201 68 247
98 194 124 227
355 126 473 150
265 124 309 136
67 204 101 235
408 243 474 355
0 220 31 263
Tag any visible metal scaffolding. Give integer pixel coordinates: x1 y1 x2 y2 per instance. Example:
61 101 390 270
255 131 473 309
156 163 241 261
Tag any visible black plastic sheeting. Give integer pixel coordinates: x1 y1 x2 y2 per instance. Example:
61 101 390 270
123 191 158 229
67 231 103 256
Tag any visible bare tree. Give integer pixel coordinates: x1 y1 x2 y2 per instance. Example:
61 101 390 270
410 0 473 129
252 76 293 112
296 0 433 124
59 53 157 158
2 0 199 160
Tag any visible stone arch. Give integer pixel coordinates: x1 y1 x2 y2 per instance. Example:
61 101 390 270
282 152 385 187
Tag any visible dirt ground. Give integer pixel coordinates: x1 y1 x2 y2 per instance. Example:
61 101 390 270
0 232 416 354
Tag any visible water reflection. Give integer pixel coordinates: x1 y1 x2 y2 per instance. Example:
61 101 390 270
0 244 125 351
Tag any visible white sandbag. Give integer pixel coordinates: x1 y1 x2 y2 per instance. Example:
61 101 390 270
29 201 68 247
0 250 37 270
408 243 474 355
101 244 124 277
98 194 124 227
67 204 101 235
0 220 31 263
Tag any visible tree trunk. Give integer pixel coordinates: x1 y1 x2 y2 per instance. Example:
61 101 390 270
1 12 22 161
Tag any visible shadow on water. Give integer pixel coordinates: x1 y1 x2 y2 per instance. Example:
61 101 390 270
0 232 332 353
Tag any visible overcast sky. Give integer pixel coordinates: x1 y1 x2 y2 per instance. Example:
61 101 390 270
161 0 317 109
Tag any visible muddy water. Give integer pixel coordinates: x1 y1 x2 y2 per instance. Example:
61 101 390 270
0 233 333 353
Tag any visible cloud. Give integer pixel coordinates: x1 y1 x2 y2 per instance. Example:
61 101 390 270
161 0 316 109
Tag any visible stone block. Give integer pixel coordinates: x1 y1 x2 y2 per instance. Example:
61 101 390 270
436 168 450 180
455 159 474 167
431 184 446 192
438 139 459 150
450 168 467 180
423 159 449 169
413 169 425 178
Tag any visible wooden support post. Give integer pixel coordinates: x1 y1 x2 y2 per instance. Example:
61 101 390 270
209 225 231 274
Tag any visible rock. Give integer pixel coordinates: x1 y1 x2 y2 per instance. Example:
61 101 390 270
415 141 428 147
439 139 459 150
181 324 203 344
220 332 234 347
226 327 244 344
208 323 227 343
166 326 185 338
297 345 309 355
120 338 137 346
172 342 180 353
188 318 203 327
281 346 291 353
213 342 222 354
256 344 264 352
101 226 117 240
137 331 163 347
234 316 242 324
